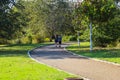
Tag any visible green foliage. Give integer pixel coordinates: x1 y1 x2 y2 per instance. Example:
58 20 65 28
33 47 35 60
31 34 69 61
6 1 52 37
20 37 31 44
77 0 117 22
69 36 77 41
0 39 7 44
80 29 90 41
0 0 28 43
62 36 70 42
62 35 77 42
75 0 119 47
93 14 120 47
33 34 44 43
20 35 45 44
44 38 50 42
42 0 74 35
1 0 120 47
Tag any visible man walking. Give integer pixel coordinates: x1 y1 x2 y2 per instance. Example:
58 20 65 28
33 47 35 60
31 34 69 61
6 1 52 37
58 35 62 47
54 35 58 47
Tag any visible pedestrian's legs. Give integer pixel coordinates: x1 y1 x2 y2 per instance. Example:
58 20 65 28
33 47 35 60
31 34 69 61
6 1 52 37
55 42 57 47
59 41 61 47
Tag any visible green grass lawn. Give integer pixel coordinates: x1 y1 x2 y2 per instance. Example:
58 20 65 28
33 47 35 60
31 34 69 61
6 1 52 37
67 42 120 64
0 43 75 80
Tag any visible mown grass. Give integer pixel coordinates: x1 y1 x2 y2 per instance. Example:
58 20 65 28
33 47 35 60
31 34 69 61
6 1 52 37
67 42 120 64
0 43 75 80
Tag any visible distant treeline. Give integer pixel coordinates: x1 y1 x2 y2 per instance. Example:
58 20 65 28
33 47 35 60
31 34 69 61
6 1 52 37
0 0 120 47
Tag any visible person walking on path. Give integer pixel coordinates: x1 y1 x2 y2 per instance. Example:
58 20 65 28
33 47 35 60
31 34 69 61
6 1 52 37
58 35 62 47
54 34 58 47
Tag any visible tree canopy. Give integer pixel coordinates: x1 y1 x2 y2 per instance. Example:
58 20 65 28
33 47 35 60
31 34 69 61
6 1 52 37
0 0 120 47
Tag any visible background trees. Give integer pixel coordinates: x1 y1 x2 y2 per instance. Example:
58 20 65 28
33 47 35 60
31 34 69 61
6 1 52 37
0 0 27 43
75 0 120 47
0 0 120 48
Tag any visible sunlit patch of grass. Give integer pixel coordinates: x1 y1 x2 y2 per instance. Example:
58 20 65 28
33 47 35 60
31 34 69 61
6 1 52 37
67 42 120 64
0 43 75 80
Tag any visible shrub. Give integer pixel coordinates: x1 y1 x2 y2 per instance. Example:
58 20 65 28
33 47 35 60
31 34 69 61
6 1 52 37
92 14 120 47
32 35 44 43
0 38 8 44
110 38 120 47
32 38 38 44
80 29 90 41
62 36 70 42
20 37 31 44
44 38 50 42
69 36 77 41
62 35 77 42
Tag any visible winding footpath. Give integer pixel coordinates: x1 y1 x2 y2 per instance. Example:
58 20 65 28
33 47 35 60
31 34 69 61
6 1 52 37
29 43 120 80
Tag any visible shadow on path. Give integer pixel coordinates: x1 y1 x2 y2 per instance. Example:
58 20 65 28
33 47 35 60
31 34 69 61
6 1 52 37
29 44 120 80
30 44 89 60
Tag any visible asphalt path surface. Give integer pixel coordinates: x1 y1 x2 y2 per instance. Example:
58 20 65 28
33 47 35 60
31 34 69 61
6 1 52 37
29 43 120 80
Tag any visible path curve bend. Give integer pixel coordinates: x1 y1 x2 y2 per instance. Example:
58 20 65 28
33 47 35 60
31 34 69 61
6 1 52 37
29 43 120 80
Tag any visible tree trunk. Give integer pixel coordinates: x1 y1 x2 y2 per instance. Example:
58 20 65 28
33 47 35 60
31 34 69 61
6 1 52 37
89 20 93 51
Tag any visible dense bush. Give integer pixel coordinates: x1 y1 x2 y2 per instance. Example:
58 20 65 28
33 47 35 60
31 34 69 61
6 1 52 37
92 14 120 47
62 35 77 42
69 36 77 41
80 29 90 41
62 36 70 42
0 39 7 44
20 37 31 44
32 35 44 43
44 38 50 42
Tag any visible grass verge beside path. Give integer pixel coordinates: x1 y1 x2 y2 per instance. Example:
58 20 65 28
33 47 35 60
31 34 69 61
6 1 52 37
66 42 120 64
0 43 75 80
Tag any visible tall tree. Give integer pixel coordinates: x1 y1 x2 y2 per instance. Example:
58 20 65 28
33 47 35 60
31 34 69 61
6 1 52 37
36 0 73 40
0 0 27 43
76 0 118 49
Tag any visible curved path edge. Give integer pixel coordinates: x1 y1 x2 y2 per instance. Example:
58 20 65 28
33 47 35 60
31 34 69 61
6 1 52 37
64 47 120 66
27 48 90 80
27 43 120 80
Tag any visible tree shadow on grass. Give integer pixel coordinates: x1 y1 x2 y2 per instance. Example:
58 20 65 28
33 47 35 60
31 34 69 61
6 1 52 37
67 46 90 49
0 43 53 58
0 43 49 48
0 50 29 58
0 44 43 58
